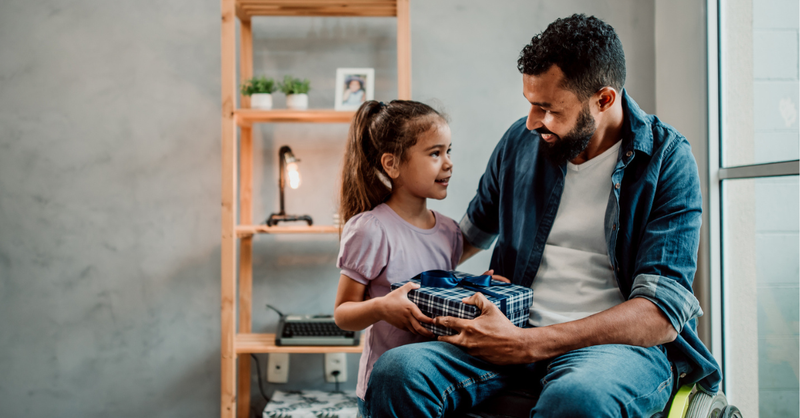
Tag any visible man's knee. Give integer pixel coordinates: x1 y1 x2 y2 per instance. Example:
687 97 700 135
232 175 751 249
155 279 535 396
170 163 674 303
369 342 450 394
371 344 427 385
534 373 618 418
367 342 459 417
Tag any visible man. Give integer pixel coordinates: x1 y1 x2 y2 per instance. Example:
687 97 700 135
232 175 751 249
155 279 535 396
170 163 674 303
363 14 721 417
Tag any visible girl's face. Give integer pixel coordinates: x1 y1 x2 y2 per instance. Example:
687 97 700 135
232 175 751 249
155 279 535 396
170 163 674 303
395 121 453 200
348 80 361 91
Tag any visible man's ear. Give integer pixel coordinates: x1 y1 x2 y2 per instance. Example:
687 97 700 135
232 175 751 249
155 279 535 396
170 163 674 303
595 87 618 112
381 153 401 179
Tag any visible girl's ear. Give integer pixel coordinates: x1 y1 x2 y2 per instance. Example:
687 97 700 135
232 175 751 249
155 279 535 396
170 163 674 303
381 153 401 179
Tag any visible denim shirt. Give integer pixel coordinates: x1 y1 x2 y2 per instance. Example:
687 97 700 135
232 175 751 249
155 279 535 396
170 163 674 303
460 90 722 393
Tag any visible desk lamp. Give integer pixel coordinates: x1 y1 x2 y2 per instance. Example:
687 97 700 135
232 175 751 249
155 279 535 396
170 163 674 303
266 146 313 226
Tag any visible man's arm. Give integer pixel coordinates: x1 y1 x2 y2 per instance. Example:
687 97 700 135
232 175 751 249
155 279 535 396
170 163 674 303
436 292 676 365
458 132 508 264
440 138 703 365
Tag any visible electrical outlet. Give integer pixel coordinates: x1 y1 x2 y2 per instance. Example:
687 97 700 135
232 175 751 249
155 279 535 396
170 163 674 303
324 352 347 383
267 353 289 383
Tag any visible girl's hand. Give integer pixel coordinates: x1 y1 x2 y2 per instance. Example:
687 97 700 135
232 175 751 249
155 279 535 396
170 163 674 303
483 269 510 283
379 282 434 337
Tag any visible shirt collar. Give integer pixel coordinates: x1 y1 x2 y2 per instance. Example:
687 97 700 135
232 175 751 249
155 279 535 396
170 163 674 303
620 89 654 156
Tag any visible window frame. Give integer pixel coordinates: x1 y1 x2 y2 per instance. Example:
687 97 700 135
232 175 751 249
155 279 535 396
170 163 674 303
707 0 800 396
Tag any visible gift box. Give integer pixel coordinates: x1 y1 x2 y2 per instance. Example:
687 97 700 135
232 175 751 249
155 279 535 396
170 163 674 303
390 270 533 336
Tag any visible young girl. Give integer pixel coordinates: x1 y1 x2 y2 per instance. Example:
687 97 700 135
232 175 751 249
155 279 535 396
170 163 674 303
333 100 462 407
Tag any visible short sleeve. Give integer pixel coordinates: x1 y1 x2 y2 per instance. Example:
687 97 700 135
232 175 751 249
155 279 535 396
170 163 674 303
337 213 389 285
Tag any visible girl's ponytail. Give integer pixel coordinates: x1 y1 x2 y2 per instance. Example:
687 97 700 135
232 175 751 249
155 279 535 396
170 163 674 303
339 101 391 226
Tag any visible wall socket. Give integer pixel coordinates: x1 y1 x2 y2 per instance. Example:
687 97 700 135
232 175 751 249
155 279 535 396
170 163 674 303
267 353 289 383
324 352 347 383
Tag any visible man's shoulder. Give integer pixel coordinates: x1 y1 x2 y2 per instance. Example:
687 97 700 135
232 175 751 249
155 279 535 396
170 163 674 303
623 93 691 160
651 117 690 151
642 117 696 171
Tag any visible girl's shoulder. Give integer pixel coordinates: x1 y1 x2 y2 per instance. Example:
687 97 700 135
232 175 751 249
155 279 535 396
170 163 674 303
340 207 390 242
432 210 460 234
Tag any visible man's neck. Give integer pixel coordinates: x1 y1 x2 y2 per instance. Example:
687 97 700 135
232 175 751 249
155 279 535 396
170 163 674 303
571 102 624 165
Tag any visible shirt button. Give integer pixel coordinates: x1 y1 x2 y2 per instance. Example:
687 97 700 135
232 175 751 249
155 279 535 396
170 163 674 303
616 267 620 272
615 183 620 189
626 151 633 157
680 373 687 379
612 223 617 231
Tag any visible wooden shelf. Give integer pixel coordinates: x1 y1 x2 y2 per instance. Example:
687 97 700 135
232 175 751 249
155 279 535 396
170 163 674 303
221 1 410 415
236 333 364 354
236 224 339 237
234 109 356 126
236 0 397 20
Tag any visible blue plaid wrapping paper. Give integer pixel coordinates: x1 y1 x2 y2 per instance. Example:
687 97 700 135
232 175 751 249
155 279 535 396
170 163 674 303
390 274 534 336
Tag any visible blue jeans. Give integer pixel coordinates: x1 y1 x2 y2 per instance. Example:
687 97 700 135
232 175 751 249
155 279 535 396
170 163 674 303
363 341 673 418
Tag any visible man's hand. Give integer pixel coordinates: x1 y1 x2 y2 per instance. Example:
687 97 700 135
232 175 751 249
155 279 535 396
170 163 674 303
435 292 531 365
482 269 510 283
378 282 435 337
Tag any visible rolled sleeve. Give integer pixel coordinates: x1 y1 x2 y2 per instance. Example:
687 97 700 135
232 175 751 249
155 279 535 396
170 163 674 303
459 213 497 250
630 273 702 333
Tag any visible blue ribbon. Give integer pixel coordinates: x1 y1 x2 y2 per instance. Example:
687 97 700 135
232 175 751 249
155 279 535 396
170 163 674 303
417 270 511 315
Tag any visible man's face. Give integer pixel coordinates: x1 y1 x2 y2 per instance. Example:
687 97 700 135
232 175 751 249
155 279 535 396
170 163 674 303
522 67 597 165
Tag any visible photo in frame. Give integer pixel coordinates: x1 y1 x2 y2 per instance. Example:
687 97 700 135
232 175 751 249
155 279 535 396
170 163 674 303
334 68 375 110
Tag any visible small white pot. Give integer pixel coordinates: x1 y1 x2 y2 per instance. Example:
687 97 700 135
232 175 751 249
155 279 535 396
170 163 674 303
250 93 273 110
286 93 309 110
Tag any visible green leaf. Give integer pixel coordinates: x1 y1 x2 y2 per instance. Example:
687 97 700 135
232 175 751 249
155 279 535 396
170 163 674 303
240 76 277 96
278 75 311 95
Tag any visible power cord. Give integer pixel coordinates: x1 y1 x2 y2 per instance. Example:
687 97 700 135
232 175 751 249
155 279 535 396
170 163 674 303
332 370 341 393
266 304 285 318
251 354 270 403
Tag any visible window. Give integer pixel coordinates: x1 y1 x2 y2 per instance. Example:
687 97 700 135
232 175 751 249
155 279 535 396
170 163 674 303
711 0 800 416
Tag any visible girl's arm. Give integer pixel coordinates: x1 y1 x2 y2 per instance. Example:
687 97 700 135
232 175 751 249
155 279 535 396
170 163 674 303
333 274 434 336
459 239 482 264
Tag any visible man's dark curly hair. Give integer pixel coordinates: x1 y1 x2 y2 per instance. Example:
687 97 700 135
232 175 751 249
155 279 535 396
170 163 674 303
517 14 626 100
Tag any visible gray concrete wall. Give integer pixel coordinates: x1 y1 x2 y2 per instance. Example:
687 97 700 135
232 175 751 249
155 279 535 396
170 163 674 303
0 1 656 416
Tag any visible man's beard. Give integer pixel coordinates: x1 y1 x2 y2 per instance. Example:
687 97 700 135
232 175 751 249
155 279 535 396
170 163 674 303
537 104 596 165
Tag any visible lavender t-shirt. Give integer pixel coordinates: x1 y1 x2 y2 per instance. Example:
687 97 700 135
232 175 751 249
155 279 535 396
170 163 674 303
337 203 463 399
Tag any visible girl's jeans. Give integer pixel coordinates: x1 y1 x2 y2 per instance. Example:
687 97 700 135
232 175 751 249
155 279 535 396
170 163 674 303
363 341 673 418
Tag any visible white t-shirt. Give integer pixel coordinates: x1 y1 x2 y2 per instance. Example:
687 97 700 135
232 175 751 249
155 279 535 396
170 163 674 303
529 140 626 327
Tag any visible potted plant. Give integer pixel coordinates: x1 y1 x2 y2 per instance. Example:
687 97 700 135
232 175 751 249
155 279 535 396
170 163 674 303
241 76 277 109
279 76 311 110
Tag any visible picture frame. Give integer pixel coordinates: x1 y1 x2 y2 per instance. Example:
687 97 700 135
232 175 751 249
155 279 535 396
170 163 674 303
334 68 375 110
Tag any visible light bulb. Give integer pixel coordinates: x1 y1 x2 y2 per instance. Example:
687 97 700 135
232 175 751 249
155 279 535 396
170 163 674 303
286 162 301 189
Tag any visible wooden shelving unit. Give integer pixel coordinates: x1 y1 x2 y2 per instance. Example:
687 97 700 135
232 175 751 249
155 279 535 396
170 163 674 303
220 1 411 417
236 333 365 354
236 224 340 237
235 109 357 126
